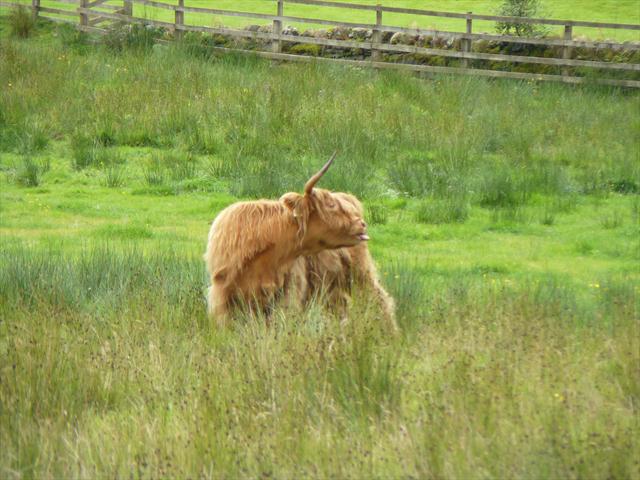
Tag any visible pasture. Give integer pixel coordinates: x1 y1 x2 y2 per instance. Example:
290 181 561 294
7 0 640 40
131 0 640 41
1 20 639 478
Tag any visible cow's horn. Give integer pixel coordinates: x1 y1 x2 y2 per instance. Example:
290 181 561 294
304 151 337 195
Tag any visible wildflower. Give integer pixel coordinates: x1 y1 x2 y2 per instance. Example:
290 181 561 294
589 283 600 289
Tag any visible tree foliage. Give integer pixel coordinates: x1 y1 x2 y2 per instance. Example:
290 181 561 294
495 0 549 37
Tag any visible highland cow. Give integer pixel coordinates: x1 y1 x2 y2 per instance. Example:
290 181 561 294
204 153 371 326
293 193 397 331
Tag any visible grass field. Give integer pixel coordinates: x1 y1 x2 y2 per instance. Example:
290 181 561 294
5 0 640 40
1 23 639 478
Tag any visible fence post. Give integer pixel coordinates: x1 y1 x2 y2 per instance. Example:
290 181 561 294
462 11 472 69
371 4 382 62
79 0 88 29
123 0 132 16
272 0 283 53
562 24 573 77
175 0 184 40
31 0 40 20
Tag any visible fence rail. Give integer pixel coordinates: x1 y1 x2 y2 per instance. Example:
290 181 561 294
4 0 640 87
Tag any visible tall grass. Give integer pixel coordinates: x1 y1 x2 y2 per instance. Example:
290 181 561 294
11 155 50 187
7 6 35 38
0 244 637 478
1 26 639 478
1 32 638 201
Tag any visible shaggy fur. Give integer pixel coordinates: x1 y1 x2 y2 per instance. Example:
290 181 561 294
204 186 369 326
292 193 397 331
300 244 397 331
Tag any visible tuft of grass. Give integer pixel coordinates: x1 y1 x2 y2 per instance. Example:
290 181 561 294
327 339 401 420
365 202 389 225
162 150 199 182
14 156 50 187
8 119 50 155
205 156 234 179
102 24 164 54
56 23 90 53
414 197 470 224
380 261 428 331
93 224 154 240
8 5 35 38
387 151 441 197
477 162 531 209
601 210 624 229
540 206 556 225
102 165 125 188
575 239 595 255
608 179 639 194
70 133 99 170
142 156 166 186
489 204 531 225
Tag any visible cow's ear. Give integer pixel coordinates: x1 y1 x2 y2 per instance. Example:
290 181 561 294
281 192 309 240
280 192 303 217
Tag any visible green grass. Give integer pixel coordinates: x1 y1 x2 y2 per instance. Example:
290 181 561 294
6 0 640 40
1 26 639 478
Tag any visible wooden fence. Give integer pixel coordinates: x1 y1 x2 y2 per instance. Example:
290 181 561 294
3 0 640 87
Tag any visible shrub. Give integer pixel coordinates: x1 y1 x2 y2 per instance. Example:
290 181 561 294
8 6 36 39
289 44 322 56
495 0 549 37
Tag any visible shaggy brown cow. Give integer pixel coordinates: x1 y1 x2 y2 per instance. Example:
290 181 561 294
204 153 370 326
292 193 397 331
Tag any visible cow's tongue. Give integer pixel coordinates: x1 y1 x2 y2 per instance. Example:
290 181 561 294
358 234 370 241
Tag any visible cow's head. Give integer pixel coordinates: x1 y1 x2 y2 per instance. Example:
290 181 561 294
280 152 369 252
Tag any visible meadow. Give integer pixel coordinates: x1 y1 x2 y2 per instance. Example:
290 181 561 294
7 0 640 40
1 20 639 478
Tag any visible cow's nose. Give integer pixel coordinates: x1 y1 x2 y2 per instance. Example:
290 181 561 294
360 220 367 229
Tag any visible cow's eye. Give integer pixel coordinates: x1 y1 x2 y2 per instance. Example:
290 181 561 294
328 202 336 209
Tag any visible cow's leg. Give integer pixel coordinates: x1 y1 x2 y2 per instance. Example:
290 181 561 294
283 258 308 312
207 282 231 328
